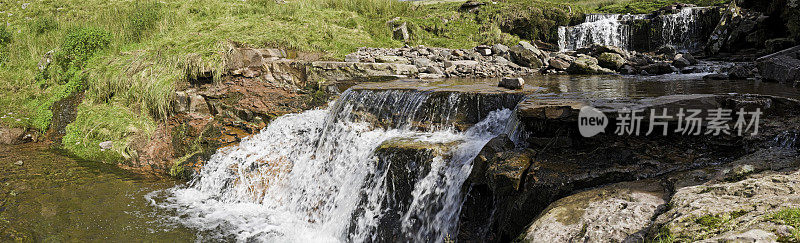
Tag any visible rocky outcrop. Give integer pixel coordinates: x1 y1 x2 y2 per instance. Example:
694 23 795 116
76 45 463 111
756 45 800 84
308 61 419 85
344 45 534 79
652 149 800 242
458 93 800 242
518 179 668 243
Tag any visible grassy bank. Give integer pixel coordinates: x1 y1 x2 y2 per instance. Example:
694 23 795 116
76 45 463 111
0 0 725 163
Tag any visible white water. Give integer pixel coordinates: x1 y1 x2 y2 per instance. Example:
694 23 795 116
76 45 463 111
558 14 642 51
558 7 707 52
150 89 514 242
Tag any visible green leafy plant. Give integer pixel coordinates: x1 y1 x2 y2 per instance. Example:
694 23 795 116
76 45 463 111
126 1 162 41
29 17 59 35
55 27 112 72
0 25 12 47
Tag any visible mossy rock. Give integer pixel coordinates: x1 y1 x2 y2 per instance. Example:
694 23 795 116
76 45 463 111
597 52 625 70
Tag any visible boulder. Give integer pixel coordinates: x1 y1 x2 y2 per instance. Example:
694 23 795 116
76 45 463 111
548 58 570 71
476 45 493 56
0 125 26 145
509 41 545 69
656 44 677 57
756 45 800 84
519 179 667 243
703 73 730 80
499 77 525 90
596 52 625 70
444 60 479 69
643 62 677 75
765 38 798 54
492 44 510 56
727 63 754 79
682 53 699 65
459 0 485 12
387 18 410 42
672 57 691 68
567 55 614 74
412 57 431 68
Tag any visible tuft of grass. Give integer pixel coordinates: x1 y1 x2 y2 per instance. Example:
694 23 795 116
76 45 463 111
0 25 12 47
28 17 59 35
125 1 162 41
62 101 155 163
769 208 800 242
598 0 730 14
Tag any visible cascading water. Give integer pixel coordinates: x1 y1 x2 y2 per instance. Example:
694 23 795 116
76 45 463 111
558 14 642 51
149 89 516 242
558 7 711 52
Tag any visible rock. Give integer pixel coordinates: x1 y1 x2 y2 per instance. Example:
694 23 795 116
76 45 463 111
756 45 800 84
99 141 113 150
519 179 667 243
376 55 410 64
619 65 636 75
567 55 614 74
682 53 698 65
412 57 431 68
444 60 479 69
492 44 510 55
476 45 492 56
765 38 797 54
344 53 359 62
672 57 691 68
309 61 419 84
643 62 677 75
14 160 23 166
776 225 795 239
727 63 754 79
37 50 54 72
418 73 445 79
423 66 444 75
499 77 525 90
706 3 741 55
387 18 409 42
656 44 677 57
459 0 485 12
509 41 545 69
189 93 210 115
548 58 570 71
596 52 625 70
0 125 26 145
703 73 730 80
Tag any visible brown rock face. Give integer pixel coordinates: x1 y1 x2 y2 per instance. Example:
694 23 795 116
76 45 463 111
0 125 27 145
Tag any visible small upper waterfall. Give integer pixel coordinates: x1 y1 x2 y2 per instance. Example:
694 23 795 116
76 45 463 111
558 14 643 51
558 7 716 53
150 89 519 242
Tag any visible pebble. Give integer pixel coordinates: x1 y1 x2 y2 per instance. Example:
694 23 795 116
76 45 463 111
14 160 23 166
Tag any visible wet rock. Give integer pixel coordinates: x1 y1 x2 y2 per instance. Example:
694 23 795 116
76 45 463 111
643 62 677 75
727 63 754 79
567 55 614 74
519 179 667 243
619 64 636 75
189 93 210 115
656 44 677 57
756 45 800 83
499 77 525 90
682 53 698 65
510 41 545 69
672 56 691 68
597 52 625 70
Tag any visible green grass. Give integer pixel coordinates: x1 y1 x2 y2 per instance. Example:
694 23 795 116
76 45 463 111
0 0 726 164
769 208 800 242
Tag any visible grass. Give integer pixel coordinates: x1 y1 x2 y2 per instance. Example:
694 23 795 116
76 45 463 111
768 208 800 242
0 0 726 164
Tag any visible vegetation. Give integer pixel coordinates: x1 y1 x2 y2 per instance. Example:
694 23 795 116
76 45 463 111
768 208 800 242
0 0 725 164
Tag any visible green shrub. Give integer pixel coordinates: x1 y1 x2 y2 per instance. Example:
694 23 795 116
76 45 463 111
29 67 88 131
126 1 162 41
55 27 112 71
29 17 59 34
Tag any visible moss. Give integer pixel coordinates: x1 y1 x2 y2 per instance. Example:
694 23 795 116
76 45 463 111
653 226 675 243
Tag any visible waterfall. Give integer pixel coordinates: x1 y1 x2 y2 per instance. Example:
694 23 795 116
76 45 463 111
558 14 643 51
773 131 798 149
150 89 516 242
558 7 711 53
658 7 705 52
